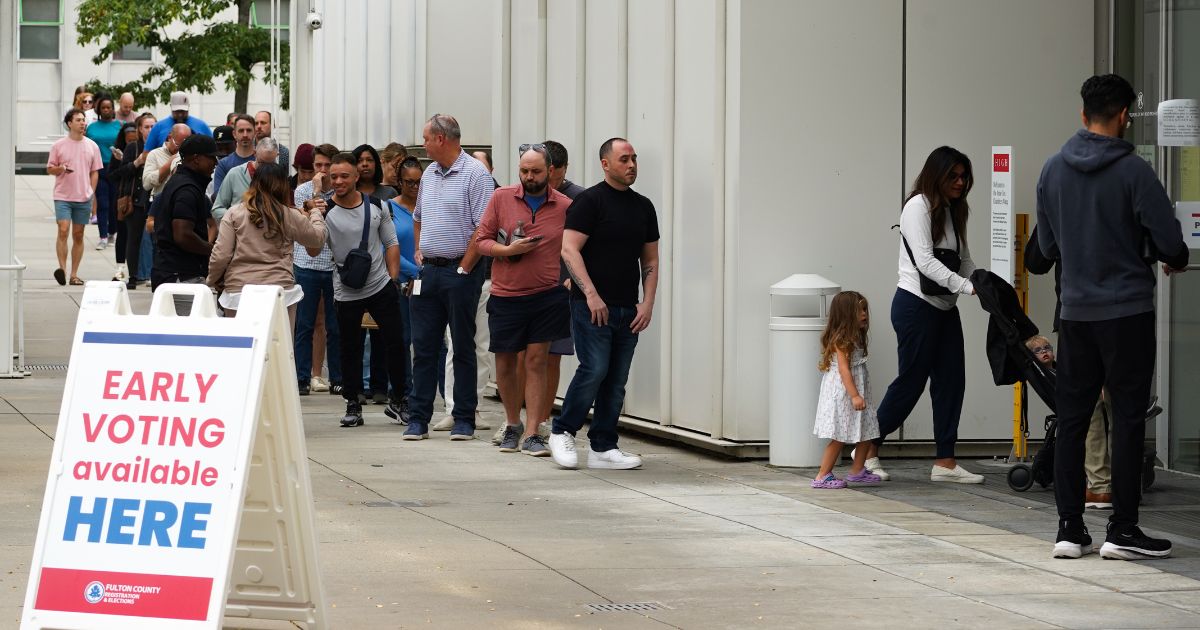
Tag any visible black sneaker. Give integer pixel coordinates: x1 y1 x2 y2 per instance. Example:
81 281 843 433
1100 524 1172 560
329 382 343 396
298 381 310 396
340 401 364 427
1052 520 1093 559
384 397 411 425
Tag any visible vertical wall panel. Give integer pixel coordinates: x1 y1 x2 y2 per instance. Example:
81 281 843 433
582 0 627 183
905 0 1092 440
729 0 904 441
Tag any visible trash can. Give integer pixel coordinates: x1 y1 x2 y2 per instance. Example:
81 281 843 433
768 274 841 467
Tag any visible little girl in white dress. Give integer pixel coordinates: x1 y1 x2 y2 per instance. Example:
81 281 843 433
811 291 881 489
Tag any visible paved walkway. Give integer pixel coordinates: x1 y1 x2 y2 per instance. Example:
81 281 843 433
2 175 1200 628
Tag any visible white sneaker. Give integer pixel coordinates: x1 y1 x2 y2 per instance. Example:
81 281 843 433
931 464 984 484
492 422 520 445
537 420 551 438
431 415 455 431
309 377 329 393
474 411 491 431
95 240 107 250
588 448 643 470
548 433 578 469
864 457 890 481
114 264 128 282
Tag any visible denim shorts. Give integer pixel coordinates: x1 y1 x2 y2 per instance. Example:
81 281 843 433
54 199 92 225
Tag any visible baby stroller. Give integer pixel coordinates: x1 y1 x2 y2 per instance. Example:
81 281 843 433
970 270 1160 492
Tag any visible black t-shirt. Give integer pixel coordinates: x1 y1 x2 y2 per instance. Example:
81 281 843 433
565 181 660 307
153 165 213 279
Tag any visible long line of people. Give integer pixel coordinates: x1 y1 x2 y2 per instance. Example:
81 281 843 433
60 104 660 471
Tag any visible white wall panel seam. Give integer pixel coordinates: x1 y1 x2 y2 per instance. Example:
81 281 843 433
720 0 738 439
659 0 676 428
669 0 685 429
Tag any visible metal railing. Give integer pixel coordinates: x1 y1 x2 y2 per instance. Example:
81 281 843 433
0 256 27 378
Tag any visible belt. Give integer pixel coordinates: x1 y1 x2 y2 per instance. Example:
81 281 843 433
426 256 464 267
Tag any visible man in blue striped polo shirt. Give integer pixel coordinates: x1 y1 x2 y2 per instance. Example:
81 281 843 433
406 114 495 440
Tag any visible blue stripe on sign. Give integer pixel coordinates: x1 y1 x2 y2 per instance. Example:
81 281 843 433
82 332 254 348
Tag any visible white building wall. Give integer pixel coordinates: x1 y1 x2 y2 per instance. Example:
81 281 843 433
16 0 293 154
494 0 1094 446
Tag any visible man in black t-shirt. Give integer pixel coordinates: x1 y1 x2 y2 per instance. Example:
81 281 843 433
549 138 661 470
151 135 219 315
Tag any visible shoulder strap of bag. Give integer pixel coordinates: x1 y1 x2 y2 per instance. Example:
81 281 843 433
359 196 372 250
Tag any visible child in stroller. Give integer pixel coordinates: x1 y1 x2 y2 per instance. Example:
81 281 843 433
968 270 1159 494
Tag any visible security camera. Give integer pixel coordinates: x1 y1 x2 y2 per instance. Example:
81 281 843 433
306 10 323 30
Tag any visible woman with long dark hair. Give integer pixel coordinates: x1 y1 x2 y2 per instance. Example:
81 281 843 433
111 112 156 288
207 162 327 324
863 146 983 484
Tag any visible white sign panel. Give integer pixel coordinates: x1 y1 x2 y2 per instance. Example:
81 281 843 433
990 147 1014 283
1177 201 1200 250
1158 99 1200 147
21 285 285 629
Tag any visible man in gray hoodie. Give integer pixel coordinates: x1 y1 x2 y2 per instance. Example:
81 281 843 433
1037 74 1188 561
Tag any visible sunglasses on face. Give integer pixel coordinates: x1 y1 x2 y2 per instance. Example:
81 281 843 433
82 99 93 104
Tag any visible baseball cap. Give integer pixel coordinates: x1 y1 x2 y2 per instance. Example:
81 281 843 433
213 125 234 144
169 91 190 112
293 143 315 170
179 135 218 158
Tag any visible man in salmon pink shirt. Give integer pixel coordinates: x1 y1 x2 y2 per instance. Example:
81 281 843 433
47 108 103 286
474 144 571 457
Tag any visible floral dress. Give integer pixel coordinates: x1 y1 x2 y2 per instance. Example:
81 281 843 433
813 348 880 443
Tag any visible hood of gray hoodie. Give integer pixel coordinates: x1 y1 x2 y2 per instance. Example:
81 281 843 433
1060 129 1134 173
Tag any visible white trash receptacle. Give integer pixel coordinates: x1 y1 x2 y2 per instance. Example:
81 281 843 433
768 274 841 467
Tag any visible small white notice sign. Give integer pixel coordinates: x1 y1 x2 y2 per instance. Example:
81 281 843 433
1158 99 1200 147
1177 201 1200 250
990 147 1014 283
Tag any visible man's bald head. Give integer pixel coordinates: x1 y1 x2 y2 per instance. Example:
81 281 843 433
169 124 193 145
118 92 135 111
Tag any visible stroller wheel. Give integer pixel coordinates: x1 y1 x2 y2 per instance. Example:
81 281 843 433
1008 464 1035 492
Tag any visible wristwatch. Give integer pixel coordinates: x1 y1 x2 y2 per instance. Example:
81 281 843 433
456 266 468 275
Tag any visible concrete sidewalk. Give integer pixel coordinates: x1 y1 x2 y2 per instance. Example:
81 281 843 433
3 175 1200 628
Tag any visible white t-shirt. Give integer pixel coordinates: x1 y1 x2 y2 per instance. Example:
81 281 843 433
896 194 975 310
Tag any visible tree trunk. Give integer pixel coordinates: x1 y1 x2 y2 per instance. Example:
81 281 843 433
233 0 254 114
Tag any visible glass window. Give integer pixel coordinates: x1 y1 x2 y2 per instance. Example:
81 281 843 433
113 43 153 61
252 0 291 43
18 0 62 60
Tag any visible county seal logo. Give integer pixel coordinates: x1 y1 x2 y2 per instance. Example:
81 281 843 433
84 581 105 604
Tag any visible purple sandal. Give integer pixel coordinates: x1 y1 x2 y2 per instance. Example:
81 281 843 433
846 469 882 485
811 474 846 489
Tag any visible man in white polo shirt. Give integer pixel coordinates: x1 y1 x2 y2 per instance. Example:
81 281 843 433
405 114 495 441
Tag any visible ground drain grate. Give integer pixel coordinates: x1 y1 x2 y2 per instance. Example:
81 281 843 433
24 363 68 371
586 602 665 613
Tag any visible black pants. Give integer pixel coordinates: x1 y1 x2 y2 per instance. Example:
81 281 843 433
1055 312 1155 528
124 205 147 280
873 288 966 458
335 282 409 403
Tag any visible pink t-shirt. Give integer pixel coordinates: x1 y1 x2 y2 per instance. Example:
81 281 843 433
47 136 103 202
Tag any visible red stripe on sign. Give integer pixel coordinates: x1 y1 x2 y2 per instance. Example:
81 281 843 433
34 567 212 621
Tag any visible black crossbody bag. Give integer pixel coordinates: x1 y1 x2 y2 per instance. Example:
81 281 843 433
899 223 961 297
337 198 374 289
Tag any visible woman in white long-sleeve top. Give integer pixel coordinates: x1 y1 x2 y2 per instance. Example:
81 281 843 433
207 162 327 324
861 146 984 485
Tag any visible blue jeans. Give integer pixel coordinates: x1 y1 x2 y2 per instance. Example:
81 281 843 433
553 300 640 452
95 166 113 239
409 263 483 425
872 288 966 459
138 230 154 280
294 266 341 384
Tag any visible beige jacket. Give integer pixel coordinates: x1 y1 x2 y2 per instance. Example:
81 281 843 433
207 202 327 294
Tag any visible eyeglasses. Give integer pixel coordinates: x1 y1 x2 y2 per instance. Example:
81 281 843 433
518 143 546 155
1030 345 1053 355
947 172 968 183
401 179 421 188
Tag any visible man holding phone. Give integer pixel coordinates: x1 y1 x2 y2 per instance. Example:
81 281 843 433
47 108 103 286
474 144 571 456
293 143 344 396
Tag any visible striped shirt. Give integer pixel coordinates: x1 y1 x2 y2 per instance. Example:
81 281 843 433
292 179 336 271
414 150 493 258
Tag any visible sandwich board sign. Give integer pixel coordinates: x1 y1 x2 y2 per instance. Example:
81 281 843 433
22 283 326 629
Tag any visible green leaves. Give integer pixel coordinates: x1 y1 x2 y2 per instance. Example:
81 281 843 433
76 0 288 113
